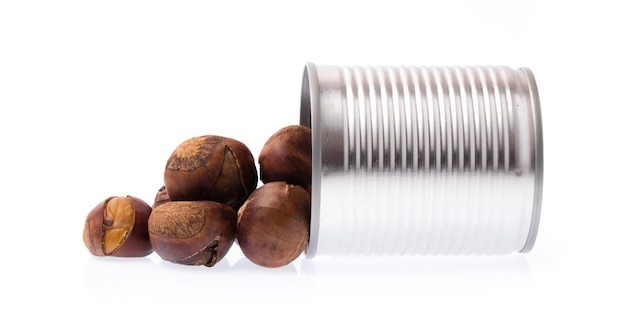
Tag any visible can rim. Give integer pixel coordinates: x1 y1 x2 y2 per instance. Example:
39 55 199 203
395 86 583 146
300 62 321 257
519 67 544 253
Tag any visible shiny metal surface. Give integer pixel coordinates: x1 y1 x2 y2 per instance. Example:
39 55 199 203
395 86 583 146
301 63 543 256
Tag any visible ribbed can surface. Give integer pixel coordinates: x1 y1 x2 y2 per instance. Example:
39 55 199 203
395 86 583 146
301 63 543 256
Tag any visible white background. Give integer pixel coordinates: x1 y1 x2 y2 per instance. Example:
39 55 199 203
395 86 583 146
1 0 625 315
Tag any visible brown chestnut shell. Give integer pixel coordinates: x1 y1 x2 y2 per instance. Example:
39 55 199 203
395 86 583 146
164 135 258 209
148 200 237 267
237 182 311 268
152 185 171 209
259 125 311 186
82 195 153 257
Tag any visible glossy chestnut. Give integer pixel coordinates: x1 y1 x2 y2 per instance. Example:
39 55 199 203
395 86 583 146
259 125 312 186
237 182 311 268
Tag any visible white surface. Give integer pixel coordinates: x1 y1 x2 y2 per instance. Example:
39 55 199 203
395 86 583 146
1 1 624 316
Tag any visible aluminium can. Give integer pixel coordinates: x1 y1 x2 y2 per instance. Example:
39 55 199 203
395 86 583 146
300 63 543 256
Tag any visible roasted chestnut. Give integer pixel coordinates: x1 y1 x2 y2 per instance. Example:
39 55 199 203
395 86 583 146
258 125 311 186
237 182 311 268
148 200 237 267
152 185 170 209
83 196 153 257
164 135 258 209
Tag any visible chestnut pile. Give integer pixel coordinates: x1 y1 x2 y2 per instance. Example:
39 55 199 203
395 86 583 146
82 125 312 268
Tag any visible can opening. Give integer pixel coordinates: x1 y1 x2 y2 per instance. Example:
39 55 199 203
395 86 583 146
300 67 311 128
300 63 321 257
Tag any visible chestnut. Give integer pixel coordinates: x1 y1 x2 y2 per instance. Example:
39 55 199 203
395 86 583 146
152 185 170 209
164 135 258 209
83 196 153 257
237 182 311 268
259 125 312 186
148 200 237 267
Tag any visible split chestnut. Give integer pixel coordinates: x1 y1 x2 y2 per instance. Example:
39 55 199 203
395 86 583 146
148 200 237 267
82 196 153 257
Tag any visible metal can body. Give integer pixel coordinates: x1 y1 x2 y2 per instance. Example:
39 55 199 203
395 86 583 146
300 63 543 256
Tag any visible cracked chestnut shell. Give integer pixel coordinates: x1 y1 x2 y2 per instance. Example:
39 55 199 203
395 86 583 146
82 196 153 257
164 135 258 209
148 200 237 267
237 182 311 268
259 125 311 186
